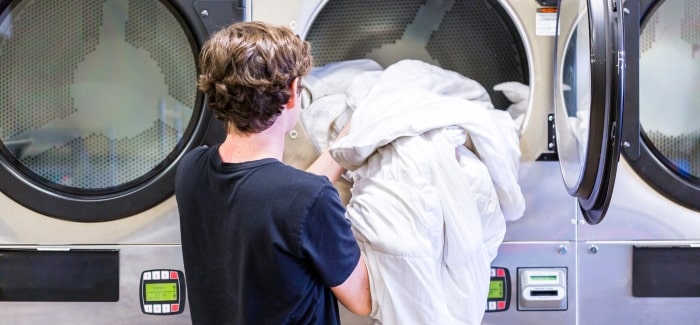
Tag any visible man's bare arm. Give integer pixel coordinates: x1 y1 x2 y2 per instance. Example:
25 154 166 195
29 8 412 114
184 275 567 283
331 255 371 316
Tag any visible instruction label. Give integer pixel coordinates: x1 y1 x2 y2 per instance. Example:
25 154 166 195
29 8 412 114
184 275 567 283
536 9 558 36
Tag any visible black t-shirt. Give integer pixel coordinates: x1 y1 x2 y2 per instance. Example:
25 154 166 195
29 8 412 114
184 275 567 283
175 145 360 325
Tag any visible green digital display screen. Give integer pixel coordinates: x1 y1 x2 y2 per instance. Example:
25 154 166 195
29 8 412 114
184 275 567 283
530 275 557 281
145 282 178 302
488 279 504 299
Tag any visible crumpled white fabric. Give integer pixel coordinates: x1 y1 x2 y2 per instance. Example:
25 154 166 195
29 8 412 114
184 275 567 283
493 81 529 117
300 59 383 153
329 60 525 325
493 81 529 129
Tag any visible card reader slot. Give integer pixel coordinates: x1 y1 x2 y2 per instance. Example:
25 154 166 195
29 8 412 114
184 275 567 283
530 290 558 296
517 267 567 311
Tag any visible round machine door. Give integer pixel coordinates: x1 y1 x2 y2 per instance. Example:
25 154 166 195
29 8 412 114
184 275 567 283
554 0 626 224
620 0 700 211
0 0 230 222
302 0 530 115
278 0 534 205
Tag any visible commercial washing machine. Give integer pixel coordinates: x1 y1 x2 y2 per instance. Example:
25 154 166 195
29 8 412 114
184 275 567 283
554 0 700 323
264 0 699 324
0 0 241 323
250 0 580 324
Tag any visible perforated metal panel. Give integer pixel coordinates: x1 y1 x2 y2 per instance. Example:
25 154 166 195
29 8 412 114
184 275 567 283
304 0 528 110
681 0 699 46
426 0 528 108
0 0 196 190
304 1 424 65
640 9 658 53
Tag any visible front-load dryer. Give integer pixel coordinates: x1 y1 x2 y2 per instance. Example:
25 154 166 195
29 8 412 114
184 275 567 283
554 0 700 323
0 0 242 323
250 1 577 324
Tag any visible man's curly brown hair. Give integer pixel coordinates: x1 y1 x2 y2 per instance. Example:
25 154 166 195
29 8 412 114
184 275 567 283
197 21 313 133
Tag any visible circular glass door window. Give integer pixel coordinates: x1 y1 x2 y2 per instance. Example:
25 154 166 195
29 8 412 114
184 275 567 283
630 0 700 210
556 0 593 196
555 0 624 224
0 0 202 221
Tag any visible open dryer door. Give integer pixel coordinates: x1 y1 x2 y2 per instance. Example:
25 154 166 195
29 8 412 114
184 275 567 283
554 0 626 224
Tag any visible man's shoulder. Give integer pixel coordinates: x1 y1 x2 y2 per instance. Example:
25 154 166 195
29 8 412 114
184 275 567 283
265 163 330 187
182 145 210 161
175 146 211 186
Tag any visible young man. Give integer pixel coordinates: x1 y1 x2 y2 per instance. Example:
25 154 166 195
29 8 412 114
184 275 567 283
175 21 371 324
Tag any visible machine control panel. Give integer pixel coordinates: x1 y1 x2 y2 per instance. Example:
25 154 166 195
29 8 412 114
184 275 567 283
485 266 511 312
140 269 186 315
517 268 567 310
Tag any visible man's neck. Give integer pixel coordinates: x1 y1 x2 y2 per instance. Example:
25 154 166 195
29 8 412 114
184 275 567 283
218 124 286 163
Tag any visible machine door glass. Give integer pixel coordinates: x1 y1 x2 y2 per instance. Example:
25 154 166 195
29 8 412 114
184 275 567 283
0 0 221 222
621 0 700 211
554 0 625 224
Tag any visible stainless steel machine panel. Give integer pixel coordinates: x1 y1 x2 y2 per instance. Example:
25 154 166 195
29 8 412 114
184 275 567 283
578 242 700 325
0 245 191 325
483 242 576 325
580 160 700 241
508 161 576 242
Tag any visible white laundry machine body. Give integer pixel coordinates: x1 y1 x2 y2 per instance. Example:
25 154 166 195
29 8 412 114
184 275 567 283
258 0 700 324
558 0 700 323
0 0 241 323
250 0 579 324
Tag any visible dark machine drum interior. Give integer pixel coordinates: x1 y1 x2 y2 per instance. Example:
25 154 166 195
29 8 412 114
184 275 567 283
304 0 529 112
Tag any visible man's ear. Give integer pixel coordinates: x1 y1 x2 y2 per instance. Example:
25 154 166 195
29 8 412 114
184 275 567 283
286 77 299 109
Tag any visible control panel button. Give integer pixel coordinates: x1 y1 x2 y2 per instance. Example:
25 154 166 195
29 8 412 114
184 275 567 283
485 266 511 313
497 301 506 310
140 269 186 315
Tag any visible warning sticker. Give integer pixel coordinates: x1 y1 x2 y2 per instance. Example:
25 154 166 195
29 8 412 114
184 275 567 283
536 10 558 36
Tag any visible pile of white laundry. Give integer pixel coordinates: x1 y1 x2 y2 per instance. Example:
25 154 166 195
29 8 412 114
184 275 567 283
302 59 526 325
